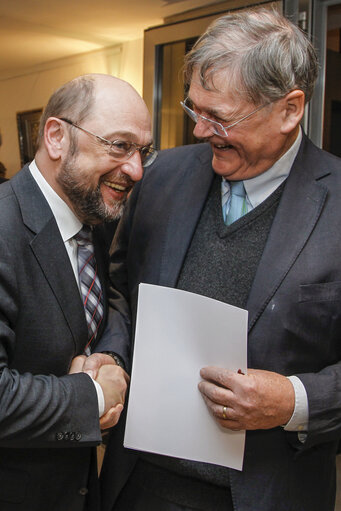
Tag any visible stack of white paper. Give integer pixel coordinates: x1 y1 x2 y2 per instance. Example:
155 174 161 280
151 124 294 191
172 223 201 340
124 283 248 471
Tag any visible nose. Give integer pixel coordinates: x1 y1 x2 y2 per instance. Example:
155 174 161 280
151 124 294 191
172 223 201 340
192 116 214 139
120 151 144 182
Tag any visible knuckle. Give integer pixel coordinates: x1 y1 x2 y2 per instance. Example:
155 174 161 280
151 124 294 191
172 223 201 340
212 386 225 404
216 372 227 386
211 386 221 401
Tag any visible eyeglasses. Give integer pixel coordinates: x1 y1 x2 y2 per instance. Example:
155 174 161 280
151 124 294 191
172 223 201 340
59 117 158 167
180 97 270 137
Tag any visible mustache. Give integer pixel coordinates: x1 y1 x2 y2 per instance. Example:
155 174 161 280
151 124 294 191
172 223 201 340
101 172 135 189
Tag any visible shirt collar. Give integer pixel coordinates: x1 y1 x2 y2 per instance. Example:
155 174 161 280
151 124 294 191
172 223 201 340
244 128 302 207
222 127 302 208
29 160 82 241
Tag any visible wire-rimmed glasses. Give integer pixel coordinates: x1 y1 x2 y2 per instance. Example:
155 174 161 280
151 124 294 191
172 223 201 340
180 97 270 137
59 117 158 167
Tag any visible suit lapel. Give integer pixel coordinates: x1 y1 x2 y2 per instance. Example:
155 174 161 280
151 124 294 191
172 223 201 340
31 222 89 351
11 166 88 351
247 136 329 331
158 146 214 287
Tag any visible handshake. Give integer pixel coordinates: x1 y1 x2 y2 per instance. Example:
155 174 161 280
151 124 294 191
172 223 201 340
69 353 129 430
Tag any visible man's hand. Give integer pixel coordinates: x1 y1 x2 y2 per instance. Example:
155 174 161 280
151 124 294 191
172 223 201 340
97 364 129 429
69 355 87 374
96 364 129 413
198 367 295 430
69 354 129 429
99 403 124 430
76 352 118 379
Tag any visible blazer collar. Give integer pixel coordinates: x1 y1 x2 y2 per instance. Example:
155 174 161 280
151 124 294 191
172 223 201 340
247 134 329 331
159 145 215 287
11 165 54 234
11 166 89 351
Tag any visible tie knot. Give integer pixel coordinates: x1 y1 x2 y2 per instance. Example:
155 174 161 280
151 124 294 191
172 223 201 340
74 226 93 246
229 180 246 198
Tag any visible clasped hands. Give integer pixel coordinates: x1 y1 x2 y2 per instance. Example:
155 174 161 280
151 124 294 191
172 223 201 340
69 353 129 430
198 367 295 430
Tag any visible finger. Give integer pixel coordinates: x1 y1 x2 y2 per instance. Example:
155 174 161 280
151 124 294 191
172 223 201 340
200 366 239 389
122 369 130 385
198 380 234 406
216 418 243 431
100 404 124 430
201 395 241 430
69 355 87 374
82 353 116 379
201 393 233 420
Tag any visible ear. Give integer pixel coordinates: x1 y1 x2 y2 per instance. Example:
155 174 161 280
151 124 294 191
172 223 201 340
43 117 68 161
280 90 305 134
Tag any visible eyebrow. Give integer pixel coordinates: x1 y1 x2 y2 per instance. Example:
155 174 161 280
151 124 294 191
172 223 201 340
101 130 153 146
187 97 231 122
206 107 228 121
102 130 136 140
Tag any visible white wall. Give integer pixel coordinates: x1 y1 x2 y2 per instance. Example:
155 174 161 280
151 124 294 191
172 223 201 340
0 38 143 177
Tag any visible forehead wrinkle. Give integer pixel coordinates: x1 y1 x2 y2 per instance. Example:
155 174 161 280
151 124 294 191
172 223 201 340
188 93 242 122
189 68 243 118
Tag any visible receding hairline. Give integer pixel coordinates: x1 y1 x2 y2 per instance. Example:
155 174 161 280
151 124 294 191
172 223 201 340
90 73 142 99
37 73 146 147
80 73 148 122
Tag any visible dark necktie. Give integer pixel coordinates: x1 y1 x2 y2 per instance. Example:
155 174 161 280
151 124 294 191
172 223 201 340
75 226 104 349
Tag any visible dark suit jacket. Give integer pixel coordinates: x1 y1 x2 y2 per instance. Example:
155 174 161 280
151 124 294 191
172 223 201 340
101 135 341 511
0 165 113 511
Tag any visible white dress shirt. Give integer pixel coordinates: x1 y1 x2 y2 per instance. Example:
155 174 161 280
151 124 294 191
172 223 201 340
221 129 308 434
29 160 105 416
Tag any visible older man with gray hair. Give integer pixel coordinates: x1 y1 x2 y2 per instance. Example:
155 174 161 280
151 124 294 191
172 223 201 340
100 8 341 511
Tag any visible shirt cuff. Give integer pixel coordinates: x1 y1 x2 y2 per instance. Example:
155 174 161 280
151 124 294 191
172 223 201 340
90 377 105 417
284 376 309 439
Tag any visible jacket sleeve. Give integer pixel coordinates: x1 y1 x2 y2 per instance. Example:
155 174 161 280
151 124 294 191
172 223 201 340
0 238 102 448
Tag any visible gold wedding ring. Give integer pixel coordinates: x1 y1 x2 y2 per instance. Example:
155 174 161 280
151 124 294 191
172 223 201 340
222 406 227 419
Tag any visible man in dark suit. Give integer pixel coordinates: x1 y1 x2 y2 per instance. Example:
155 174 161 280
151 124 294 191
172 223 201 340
100 9 341 511
0 73 154 511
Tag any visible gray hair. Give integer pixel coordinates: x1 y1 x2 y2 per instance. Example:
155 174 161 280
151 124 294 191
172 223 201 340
37 75 96 147
184 8 318 105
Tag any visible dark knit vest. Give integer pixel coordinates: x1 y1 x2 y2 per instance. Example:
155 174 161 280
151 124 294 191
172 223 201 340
137 174 285 510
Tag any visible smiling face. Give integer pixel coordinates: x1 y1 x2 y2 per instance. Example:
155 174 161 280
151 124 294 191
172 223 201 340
56 76 152 224
188 70 301 181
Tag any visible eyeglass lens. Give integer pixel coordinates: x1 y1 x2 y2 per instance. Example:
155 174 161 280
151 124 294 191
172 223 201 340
107 141 156 167
180 100 226 137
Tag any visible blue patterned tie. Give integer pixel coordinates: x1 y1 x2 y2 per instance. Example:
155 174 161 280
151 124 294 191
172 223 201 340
75 227 104 350
223 180 248 225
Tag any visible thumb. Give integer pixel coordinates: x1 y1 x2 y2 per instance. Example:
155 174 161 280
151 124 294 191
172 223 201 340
69 355 87 374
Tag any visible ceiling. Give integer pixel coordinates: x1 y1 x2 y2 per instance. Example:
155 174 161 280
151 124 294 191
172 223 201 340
0 0 218 79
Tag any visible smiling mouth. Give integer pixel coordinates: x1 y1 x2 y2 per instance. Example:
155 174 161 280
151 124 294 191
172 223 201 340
103 181 131 193
213 142 233 150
